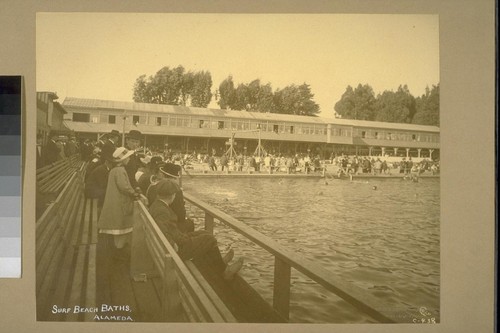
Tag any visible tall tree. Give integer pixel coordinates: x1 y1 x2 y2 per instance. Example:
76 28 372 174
272 84 320 116
334 84 376 120
190 71 213 108
132 65 213 106
133 74 155 103
373 85 416 123
218 76 237 109
412 84 440 126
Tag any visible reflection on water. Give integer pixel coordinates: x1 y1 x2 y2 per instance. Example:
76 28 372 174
183 177 440 323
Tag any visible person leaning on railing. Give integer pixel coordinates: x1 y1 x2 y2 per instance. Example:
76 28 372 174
149 179 244 280
97 147 142 261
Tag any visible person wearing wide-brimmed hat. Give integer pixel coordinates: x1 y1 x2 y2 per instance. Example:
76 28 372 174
149 179 244 280
97 147 140 259
101 129 121 163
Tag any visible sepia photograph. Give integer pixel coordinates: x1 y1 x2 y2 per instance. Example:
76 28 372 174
34 13 441 324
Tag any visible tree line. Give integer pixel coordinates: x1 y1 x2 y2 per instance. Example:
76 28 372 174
334 83 439 126
132 65 439 126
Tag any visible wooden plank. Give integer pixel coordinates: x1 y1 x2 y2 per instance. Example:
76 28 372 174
161 255 184 322
273 256 291 321
129 274 164 322
35 201 57 239
65 245 87 321
90 199 99 244
70 193 86 247
130 207 157 280
50 245 76 321
60 185 81 244
36 239 65 320
95 234 112 309
179 283 205 322
136 201 226 322
183 192 400 323
36 226 63 290
106 255 139 319
84 244 97 322
80 198 92 245
36 210 62 264
185 261 237 322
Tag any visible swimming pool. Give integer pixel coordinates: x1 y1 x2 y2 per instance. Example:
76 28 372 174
182 177 440 323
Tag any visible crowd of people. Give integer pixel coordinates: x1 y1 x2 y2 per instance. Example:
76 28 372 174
80 129 244 282
36 132 80 168
331 154 440 180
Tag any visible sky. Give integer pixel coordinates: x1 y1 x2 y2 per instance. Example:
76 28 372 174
36 13 439 118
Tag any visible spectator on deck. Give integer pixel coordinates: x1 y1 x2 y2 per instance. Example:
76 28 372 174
43 132 60 165
101 130 121 163
85 158 113 214
137 156 163 195
98 147 141 260
208 154 217 171
149 179 244 280
124 130 143 192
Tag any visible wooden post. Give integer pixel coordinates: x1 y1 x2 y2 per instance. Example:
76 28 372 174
273 256 291 321
161 254 183 322
205 212 214 234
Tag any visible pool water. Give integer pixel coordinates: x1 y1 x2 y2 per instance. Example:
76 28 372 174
182 177 440 323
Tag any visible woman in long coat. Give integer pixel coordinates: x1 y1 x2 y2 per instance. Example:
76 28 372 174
98 147 139 249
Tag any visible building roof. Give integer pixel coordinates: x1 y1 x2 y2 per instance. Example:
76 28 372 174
62 97 440 133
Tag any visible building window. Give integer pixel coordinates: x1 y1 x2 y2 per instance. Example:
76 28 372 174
273 124 279 133
361 131 366 138
290 126 294 134
109 115 116 124
156 117 162 126
199 120 205 128
218 121 224 129
133 115 140 125
72 112 90 122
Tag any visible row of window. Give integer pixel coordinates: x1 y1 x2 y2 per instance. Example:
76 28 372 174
72 112 335 136
355 129 439 143
71 112 436 141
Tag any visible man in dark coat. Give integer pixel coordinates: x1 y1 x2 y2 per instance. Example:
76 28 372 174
149 180 243 280
85 158 113 212
101 129 120 163
124 129 142 191
43 132 60 165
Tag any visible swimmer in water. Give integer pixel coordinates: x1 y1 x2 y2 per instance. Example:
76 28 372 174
372 186 377 190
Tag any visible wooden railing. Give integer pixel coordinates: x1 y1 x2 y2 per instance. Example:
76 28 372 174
183 192 412 323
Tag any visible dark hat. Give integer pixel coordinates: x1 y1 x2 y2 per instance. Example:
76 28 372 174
109 129 120 137
156 179 179 197
160 163 181 178
127 130 142 140
150 156 163 167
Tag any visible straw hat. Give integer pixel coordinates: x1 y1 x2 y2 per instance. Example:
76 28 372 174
113 147 134 163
